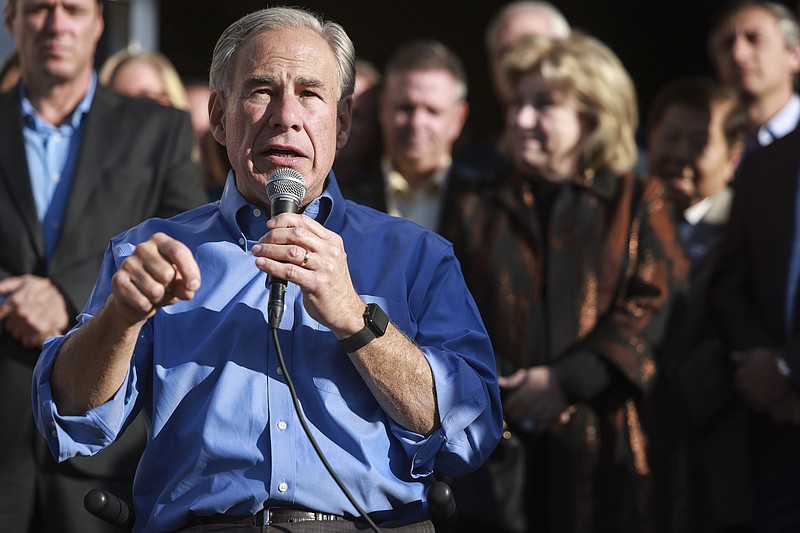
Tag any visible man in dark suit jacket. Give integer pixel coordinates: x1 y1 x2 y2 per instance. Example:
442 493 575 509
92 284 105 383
710 123 800 532
645 77 756 533
0 0 205 531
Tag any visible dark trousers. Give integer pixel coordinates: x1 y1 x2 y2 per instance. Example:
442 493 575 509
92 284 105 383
0 417 36 533
754 453 800 533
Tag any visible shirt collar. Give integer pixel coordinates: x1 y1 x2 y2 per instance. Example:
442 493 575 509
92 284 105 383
758 92 800 145
381 155 451 198
682 194 715 225
219 170 336 245
20 71 97 130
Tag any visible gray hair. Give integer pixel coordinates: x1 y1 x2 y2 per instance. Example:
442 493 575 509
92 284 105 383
484 1 571 50
710 0 800 53
209 6 356 100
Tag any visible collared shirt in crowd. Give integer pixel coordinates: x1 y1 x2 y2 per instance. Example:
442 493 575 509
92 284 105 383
756 92 800 147
21 72 96 264
382 156 450 231
32 172 501 533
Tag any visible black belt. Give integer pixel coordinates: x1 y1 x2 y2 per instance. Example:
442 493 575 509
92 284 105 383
195 506 346 526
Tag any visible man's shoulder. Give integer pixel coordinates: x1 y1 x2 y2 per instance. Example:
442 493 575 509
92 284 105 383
111 202 217 245
738 126 800 182
92 85 190 125
0 86 21 120
341 199 453 252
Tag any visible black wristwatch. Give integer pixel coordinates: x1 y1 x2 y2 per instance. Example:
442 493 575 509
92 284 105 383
340 303 389 353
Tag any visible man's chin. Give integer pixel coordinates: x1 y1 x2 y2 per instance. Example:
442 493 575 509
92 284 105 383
40 62 76 83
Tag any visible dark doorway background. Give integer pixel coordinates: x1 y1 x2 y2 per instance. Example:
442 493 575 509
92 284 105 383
159 0 794 140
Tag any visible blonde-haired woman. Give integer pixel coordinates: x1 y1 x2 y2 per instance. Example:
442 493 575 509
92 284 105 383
100 48 190 111
99 49 226 197
443 31 685 533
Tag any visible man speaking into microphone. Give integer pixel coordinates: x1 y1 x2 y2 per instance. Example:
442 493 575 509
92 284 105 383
31 6 502 533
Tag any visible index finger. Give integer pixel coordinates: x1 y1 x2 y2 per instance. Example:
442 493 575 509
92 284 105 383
265 213 326 238
0 275 24 295
152 233 201 295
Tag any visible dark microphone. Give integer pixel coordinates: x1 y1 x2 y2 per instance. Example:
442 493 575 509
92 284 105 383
427 481 458 530
83 489 135 530
266 167 306 329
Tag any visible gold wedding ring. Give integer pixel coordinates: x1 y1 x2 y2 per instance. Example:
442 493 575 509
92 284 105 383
301 249 311 267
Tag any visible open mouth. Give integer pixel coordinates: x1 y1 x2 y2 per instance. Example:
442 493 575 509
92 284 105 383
266 147 302 158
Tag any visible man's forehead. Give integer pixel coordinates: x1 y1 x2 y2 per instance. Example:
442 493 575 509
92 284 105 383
234 28 337 79
17 0 99 8
243 28 334 62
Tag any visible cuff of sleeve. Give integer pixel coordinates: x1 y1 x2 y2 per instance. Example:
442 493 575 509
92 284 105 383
37 379 123 462
390 422 447 479
34 349 133 463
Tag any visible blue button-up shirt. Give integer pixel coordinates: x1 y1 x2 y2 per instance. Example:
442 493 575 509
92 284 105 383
33 172 501 532
21 73 96 264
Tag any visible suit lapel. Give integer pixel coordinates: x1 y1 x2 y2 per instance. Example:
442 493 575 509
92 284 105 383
54 86 116 257
0 90 44 259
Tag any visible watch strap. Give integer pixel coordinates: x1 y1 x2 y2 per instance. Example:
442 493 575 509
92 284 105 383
340 303 388 353
340 324 377 353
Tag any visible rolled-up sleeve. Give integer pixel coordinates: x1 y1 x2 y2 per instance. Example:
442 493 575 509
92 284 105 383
391 247 502 477
33 332 139 461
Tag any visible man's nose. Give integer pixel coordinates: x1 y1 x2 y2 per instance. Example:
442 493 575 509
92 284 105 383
269 95 303 131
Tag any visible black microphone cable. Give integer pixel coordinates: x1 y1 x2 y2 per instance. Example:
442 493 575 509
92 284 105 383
270 324 382 533
265 167 380 531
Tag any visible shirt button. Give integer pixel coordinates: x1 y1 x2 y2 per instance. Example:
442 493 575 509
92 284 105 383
277 420 287 431
414 458 422 465
276 367 283 376
238 237 245 246
253 208 262 218
51 430 57 437
278 482 288 492
51 172 60 182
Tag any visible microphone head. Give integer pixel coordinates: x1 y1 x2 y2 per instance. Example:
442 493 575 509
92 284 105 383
266 167 306 206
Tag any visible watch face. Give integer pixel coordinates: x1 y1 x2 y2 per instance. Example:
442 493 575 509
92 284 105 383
367 303 389 336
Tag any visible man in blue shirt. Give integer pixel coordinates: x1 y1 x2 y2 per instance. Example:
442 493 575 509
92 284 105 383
32 7 502 532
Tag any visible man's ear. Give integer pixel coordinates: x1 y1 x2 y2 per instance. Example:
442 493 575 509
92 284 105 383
790 42 800 74
3 2 15 36
93 1 104 42
209 92 227 146
336 95 353 150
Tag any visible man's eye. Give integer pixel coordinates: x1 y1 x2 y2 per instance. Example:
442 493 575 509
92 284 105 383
745 33 762 45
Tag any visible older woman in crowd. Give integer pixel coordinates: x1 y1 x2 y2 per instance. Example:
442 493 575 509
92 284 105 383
442 32 685 533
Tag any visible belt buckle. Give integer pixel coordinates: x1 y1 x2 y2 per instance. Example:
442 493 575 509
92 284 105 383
261 507 297 525
256 507 271 526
